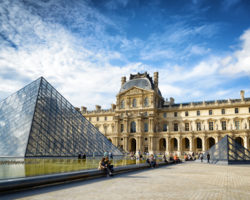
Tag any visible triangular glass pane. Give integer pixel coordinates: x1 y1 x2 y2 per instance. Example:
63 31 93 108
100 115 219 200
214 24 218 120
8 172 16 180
0 78 41 157
26 77 122 157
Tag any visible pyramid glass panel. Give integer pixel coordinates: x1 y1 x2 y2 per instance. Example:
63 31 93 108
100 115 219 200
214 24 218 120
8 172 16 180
0 77 123 157
25 77 122 157
228 136 250 162
203 135 250 164
203 135 228 164
0 78 41 157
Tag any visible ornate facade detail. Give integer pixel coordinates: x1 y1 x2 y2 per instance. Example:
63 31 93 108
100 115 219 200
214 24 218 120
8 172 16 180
81 72 250 156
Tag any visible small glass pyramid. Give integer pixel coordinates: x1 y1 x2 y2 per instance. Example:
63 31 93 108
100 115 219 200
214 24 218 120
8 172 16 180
203 135 250 164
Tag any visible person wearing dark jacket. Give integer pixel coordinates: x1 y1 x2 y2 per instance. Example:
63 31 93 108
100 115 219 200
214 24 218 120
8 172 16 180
207 153 210 163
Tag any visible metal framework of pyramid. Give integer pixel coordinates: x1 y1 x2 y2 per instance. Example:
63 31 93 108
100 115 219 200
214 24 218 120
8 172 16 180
203 135 250 165
0 77 123 157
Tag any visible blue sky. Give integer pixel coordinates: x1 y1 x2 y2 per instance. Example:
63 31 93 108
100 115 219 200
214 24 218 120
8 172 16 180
0 0 250 109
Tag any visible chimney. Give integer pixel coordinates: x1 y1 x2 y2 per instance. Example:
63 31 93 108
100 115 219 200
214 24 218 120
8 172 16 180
75 107 80 111
95 105 101 111
121 76 126 86
240 90 245 101
111 104 116 110
170 97 175 105
154 72 158 90
81 106 87 113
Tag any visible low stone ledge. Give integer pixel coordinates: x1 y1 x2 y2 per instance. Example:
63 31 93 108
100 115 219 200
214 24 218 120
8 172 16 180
0 161 173 193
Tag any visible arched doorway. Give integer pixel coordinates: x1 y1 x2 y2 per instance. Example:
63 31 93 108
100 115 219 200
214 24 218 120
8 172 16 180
130 138 136 153
182 138 190 151
207 137 215 149
194 137 202 152
159 138 166 152
170 138 178 151
235 137 243 146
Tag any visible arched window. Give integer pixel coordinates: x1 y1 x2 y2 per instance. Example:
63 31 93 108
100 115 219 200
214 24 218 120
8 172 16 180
130 121 136 133
144 97 148 106
120 100 124 109
132 99 137 107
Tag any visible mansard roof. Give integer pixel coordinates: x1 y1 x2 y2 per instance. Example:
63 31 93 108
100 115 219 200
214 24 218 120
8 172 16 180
119 72 162 96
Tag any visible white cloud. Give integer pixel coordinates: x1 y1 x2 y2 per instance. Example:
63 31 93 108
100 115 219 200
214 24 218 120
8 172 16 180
220 29 250 75
156 28 250 103
0 1 145 110
0 0 249 111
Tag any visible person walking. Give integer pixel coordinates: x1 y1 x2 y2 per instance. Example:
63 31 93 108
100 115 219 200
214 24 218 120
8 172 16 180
207 153 210 163
200 153 203 163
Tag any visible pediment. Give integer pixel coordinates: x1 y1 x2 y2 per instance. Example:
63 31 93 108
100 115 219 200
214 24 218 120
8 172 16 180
118 86 153 97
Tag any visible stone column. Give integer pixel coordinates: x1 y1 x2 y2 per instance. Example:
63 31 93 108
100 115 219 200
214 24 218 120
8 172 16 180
202 136 206 152
215 134 219 143
114 119 119 134
113 137 119 147
165 136 170 155
177 136 181 156
149 118 154 132
123 136 128 152
149 136 154 154
243 135 249 150
137 118 142 133
148 136 152 152
136 136 142 154
124 118 128 133
189 136 193 153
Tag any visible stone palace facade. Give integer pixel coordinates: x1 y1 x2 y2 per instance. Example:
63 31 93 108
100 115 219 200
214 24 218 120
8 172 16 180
78 72 250 156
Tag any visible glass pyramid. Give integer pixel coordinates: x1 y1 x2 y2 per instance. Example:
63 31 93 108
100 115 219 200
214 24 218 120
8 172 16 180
203 135 250 164
0 77 123 157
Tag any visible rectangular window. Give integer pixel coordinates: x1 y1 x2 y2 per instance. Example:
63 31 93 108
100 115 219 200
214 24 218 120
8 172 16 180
174 112 178 117
235 108 239 114
185 123 189 131
185 111 188 116
89 117 91 121
105 116 107 121
174 123 178 131
144 123 148 132
209 122 213 131
163 124 167 131
121 124 124 132
222 121 226 130
235 121 240 130
197 110 200 116
249 107 250 113
197 122 201 131
209 110 212 115
163 112 167 118
221 109 225 114
97 117 99 121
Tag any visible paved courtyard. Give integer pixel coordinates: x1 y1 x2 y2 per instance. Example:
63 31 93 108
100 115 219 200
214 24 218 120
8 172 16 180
1 162 250 200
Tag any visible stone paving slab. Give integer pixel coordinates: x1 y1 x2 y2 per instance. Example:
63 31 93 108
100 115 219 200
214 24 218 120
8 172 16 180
1 162 250 200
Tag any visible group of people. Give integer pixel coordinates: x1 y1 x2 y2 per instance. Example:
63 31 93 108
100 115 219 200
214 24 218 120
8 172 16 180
98 156 114 176
183 153 196 161
146 154 157 168
199 153 211 163
78 153 86 159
